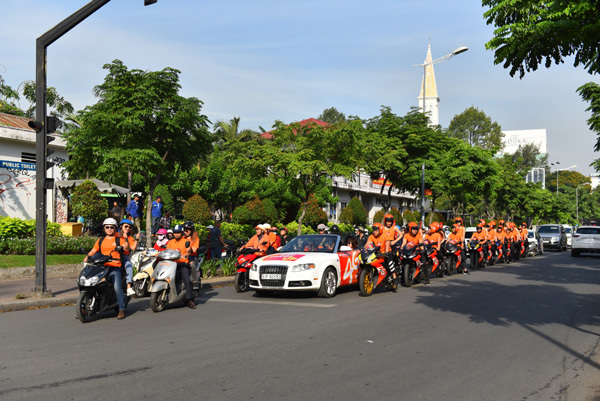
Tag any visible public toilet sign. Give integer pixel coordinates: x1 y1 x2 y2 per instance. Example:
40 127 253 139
1 160 36 171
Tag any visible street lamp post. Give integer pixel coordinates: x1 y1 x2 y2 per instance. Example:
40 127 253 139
576 183 586 224
32 0 157 295
552 164 576 196
414 44 468 227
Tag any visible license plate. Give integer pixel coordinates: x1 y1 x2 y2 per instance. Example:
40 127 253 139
261 274 281 280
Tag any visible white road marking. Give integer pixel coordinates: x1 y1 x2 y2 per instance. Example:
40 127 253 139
199 297 337 308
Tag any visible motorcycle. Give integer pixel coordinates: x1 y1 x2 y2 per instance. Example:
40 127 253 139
401 243 423 287
469 239 486 269
443 239 462 275
149 242 198 312
76 248 130 323
358 244 397 296
131 248 159 297
423 240 445 278
234 248 265 293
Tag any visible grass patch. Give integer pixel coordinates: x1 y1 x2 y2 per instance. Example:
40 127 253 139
0 254 84 268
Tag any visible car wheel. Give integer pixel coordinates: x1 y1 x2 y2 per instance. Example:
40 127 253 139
318 267 337 298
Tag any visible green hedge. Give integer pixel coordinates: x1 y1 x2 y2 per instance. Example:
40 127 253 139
0 236 97 255
0 216 63 238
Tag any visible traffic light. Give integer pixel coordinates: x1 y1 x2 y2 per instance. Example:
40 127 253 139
45 116 61 170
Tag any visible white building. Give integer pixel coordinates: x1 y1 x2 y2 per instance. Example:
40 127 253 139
0 112 68 221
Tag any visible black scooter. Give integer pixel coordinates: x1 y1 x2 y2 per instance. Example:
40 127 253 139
76 250 130 323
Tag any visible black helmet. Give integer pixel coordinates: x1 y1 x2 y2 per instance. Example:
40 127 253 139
183 221 195 232
330 225 339 234
173 224 184 233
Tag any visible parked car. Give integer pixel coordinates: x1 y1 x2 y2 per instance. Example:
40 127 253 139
537 224 568 251
571 226 600 256
248 234 359 298
561 225 573 248
527 230 544 256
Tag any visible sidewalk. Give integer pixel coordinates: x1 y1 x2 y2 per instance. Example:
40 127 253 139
0 269 234 312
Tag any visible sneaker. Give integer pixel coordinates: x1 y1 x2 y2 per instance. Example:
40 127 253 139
126 287 135 296
187 300 196 309
117 310 126 319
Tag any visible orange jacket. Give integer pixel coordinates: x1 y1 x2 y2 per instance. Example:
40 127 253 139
447 232 463 248
424 232 442 249
91 236 122 267
244 234 270 253
367 233 388 253
167 237 191 264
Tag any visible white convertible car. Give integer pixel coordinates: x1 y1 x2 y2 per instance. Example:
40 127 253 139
249 234 360 298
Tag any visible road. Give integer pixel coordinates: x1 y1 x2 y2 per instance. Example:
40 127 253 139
1 251 599 401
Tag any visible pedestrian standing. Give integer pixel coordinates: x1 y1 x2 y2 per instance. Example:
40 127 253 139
151 196 163 235
209 221 227 267
159 210 172 230
127 194 142 233
110 201 122 221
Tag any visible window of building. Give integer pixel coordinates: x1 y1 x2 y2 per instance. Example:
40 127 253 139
21 152 36 163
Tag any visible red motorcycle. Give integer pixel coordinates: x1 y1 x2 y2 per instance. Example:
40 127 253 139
401 243 423 287
443 239 462 275
423 240 445 278
234 248 265 293
358 244 397 296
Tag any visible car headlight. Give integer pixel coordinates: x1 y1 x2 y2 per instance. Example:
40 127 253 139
551 237 559 242
291 263 315 272
251 263 258 272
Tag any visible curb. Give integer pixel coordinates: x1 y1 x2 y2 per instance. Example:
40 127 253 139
0 276 235 313
0 264 82 281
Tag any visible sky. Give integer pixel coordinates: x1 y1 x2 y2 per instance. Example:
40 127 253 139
0 0 597 176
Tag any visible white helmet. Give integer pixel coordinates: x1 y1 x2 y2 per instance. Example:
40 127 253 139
263 223 271 230
103 218 118 227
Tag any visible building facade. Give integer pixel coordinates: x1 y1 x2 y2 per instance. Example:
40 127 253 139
0 112 68 221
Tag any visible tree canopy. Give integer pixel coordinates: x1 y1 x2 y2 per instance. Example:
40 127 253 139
447 106 504 152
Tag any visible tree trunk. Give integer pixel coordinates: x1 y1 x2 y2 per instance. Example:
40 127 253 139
126 169 133 204
297 200 308 236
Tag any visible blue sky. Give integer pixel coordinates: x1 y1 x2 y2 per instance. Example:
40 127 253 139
1 0 596 176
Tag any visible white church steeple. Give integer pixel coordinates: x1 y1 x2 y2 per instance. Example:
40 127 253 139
417 42 440 126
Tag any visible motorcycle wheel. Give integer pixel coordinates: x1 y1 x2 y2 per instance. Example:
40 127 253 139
446 257 454 275
435 264 444 278
470 253 477 270
133 280 147 298
76 292 96 323
359 269 375 296
150 290 167 313
402 263 412 287
234 272 249 293
318 267 337 298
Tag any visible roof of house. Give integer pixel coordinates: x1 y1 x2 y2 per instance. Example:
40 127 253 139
0 112 34 131
261 118 329 139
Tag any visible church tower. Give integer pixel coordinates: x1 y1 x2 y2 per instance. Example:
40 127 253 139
417 43 440 126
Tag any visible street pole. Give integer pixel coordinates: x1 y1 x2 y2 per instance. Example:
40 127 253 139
421 162 425 228
33 0 157 295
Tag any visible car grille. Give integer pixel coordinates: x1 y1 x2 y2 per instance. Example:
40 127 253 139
259 265 288 287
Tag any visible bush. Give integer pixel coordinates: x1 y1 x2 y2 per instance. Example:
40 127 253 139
183 194 212 225
373 208 385 224
232 196 278 226
0 236 96 255
389 207 402 224
70 180 106 224
286 221 315 236
340 197 367 225
402 209 417 224
0 216 63 238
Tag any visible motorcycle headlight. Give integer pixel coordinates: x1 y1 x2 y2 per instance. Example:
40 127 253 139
291 263 315 272
79 273 102 287
251 263 258 272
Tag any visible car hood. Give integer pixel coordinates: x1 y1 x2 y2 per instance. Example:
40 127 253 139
255 252 325 265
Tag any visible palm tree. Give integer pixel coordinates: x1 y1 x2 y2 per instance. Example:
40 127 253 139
213 116 259 144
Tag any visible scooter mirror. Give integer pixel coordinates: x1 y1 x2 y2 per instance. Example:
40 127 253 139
115 246 123 252
185 241 190 248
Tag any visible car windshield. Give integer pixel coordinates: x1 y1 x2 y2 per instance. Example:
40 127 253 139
577 227 600 235
528 231 535 238
538 226 559 233
279 234 338 254
564 227 572 233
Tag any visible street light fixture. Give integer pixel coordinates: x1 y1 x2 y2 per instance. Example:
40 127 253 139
552 164 576 195
414 44 468 227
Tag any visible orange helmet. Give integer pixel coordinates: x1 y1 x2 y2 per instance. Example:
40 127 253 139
499 219 505 226
479 219 486 226
383 214 395 225
372 222 383 232
522 222 527 227
455 217 463 224
489 220 496 228
429 222 438 233
407 222 419 230
476 223 484 229
452 224 459 231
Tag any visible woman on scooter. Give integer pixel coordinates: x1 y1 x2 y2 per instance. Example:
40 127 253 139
166 224 196 309
154 228 169 251
84 218 130 319
118 219 138 296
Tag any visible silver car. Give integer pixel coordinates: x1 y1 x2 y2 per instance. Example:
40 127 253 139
571 226 600 257
537 224 568 251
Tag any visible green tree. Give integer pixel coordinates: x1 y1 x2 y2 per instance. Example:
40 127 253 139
182 195 212 225
62 60 212 246
70 180 106 226
0 80 73 119
296 194 328 228
339 197 367 225
483 0 600 169
318 107 347 124
213 116 259 145
447 106 504 152
153 184 175 215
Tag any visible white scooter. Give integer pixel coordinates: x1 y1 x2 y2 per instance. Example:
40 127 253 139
149 244 198 312
131 248 159 297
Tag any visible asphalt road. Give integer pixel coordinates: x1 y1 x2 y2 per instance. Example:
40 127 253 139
1 251 599 401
